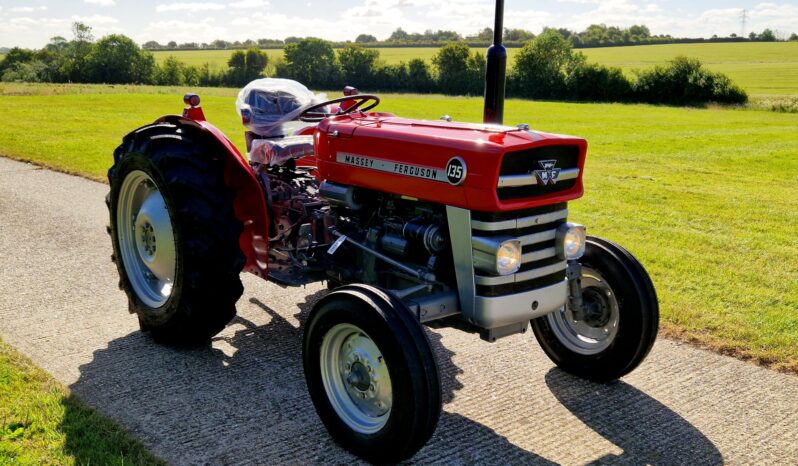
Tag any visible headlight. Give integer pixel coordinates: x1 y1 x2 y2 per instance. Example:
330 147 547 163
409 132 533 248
472 237 522 276
556 223 586 260
496 240 522 275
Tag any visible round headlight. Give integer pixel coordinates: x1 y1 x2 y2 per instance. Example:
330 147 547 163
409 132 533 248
496 240 522 275
557 223 586 260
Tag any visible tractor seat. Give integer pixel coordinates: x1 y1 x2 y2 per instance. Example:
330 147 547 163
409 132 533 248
248 135 315 167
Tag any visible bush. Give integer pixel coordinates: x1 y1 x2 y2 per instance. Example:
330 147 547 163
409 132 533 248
432 42 484 95
2 61 48 82
276 38 341 89
225 48 268 87
155 56 186 85
510 29 583 99
338 45 379 88
633 56 747 105
85 35 154 84
0 48 35 76
372 63 410 92
567 63 631 101
407 58 435 93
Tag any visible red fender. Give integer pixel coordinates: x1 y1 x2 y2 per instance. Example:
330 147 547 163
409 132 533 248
157 114 270 279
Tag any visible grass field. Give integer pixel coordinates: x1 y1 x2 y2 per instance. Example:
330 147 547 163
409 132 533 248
153 42 798 96
0 339 164 465
0 82 796 372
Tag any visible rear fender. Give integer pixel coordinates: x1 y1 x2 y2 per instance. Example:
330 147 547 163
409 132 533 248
153 115 269 278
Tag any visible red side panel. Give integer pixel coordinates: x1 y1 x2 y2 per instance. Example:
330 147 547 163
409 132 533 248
158 115 269 279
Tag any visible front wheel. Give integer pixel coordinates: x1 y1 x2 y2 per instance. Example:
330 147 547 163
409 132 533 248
303 285 441 463
531 236 659 382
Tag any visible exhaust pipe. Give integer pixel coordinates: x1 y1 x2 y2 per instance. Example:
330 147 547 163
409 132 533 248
483 0 507 125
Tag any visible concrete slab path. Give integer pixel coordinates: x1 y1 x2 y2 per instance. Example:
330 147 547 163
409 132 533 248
0 157 796 465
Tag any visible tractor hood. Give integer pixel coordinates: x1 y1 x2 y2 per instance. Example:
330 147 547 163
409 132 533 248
316 114 587 212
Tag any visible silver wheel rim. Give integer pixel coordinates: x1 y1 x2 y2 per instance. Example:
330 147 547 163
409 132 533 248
547 267 619 355
116 170 176 308
320 323 392 434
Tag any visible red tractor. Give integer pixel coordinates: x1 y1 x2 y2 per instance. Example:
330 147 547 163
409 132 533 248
107 4 657 463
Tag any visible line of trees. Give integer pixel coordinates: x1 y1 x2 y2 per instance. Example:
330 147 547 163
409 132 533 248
0 23 269 87
1 24 748 106
136 24 798 51
271 32 746 105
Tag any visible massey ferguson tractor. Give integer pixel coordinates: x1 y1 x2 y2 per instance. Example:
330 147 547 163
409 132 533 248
107 2 658 462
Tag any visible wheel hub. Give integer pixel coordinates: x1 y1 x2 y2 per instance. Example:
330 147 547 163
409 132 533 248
547 267 620 355
582 288 612 327
319 324 393 434
346 361 371 392
116 171 176 308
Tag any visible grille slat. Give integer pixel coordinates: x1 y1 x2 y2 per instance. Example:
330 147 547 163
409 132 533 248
471 208 568 232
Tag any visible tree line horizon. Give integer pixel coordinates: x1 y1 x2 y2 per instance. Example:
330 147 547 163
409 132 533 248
132 24 796 52
0 22 748 107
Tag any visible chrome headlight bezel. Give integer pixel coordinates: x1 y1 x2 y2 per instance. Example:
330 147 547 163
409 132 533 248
556 222 587 260
472 236 522 276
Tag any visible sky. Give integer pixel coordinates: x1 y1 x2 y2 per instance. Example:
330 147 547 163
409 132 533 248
1 0 797 48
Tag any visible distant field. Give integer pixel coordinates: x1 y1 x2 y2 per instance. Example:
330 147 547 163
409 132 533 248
0 82 796 372
582 42 798 96
153 42 798 96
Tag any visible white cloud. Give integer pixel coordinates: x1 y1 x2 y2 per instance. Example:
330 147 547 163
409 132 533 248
11 6 48 13
144 18 228 44
155 2 226 12
71 14 120 24
84 0 117 5
230 0 269 8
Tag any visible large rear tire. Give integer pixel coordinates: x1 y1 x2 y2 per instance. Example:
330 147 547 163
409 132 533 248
303 284 441 463
108 123 245 345
531 236 659 382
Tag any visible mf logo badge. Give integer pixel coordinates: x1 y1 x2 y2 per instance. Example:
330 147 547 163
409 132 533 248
445 157 467 185
533 160 561 186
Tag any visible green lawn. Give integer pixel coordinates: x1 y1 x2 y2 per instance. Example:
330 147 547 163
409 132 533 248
153 42 798 96
0 83 796 373
0 338 164 465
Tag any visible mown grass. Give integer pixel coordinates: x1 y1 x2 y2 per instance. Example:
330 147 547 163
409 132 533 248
0 338 165 465
153 42 798 96
0 83 796 373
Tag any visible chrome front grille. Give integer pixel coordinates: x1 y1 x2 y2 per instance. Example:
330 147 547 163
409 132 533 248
497 146 580 201
471 204 568 297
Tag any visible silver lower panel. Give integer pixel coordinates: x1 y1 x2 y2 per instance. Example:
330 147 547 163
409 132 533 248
472 279 568 329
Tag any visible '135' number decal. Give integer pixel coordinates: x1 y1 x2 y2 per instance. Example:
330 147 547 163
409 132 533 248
445 157 466 185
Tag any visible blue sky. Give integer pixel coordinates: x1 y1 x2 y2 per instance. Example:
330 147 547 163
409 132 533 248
1 0 797 48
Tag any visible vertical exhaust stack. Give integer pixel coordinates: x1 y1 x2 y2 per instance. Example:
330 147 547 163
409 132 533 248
483 0 507 125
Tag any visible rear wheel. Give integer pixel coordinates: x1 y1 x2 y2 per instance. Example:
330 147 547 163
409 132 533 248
108 123 245 345
531 237 658 382
303 285 441 463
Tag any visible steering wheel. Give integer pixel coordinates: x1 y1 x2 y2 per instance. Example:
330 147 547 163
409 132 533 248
299 95 380 122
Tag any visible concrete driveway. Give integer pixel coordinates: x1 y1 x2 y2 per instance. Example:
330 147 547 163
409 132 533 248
0 157 796 465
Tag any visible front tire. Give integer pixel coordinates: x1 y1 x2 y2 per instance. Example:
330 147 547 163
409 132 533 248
108 123 245 345
303 285 441 463
531 236 659 382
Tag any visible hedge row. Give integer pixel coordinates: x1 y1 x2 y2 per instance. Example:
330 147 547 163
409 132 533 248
274 33 747 105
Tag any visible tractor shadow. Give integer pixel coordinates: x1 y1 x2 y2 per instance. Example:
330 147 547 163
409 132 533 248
61 286 720 465
544 368 723 465
60 288 551 465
